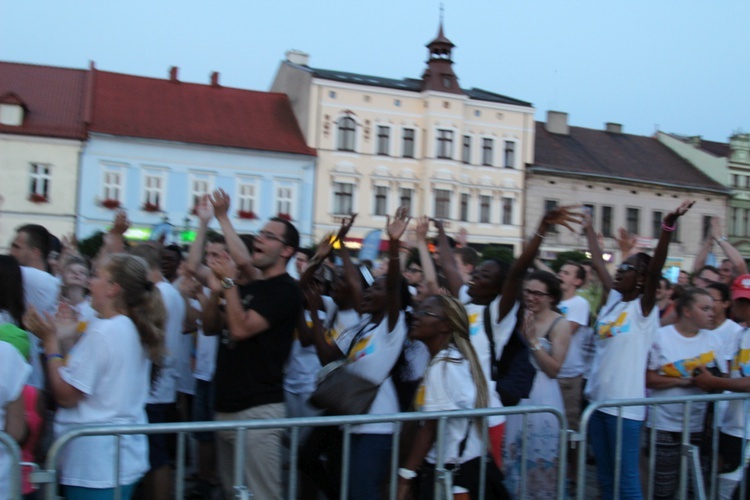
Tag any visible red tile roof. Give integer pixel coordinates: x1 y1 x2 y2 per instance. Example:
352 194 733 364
533 122 728 194
90 69 315 156
0 62 87 139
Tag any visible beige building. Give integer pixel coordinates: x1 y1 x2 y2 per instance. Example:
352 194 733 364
271 24 535 253
0 62 87 253
658 131 750 259
527 112 729 273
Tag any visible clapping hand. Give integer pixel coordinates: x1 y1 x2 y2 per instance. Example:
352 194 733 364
386 206 411 241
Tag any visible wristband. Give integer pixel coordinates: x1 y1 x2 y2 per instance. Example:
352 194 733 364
535 232 545 239
661 221 676 232
398 468 417 480
530 343 542 352
45 353 64 362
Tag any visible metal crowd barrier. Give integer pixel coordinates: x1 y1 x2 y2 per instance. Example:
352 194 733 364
21 405 566 500
575 392 750 500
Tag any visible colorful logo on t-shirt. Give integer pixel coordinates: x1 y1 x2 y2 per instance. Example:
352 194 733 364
468 311 481 337
560 305 569 316
732 347 750 376
661 351 718 378
414 382 426 410
349 334 375 361
596 311 630 340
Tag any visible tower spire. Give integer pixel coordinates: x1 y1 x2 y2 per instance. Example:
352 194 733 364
420 11 463 95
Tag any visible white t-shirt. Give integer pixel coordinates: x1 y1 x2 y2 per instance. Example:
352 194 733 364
21 266 60 389
416 346 483 465
647 325 726 432
585 291 659 421
558 295 591 378
711 319 744 366
55 315 151 487
191 294 218 382
335 311 408 434
284 305 327 395
460 284 518 427
0 342 31 495
721 328 750 439
148 281 186 404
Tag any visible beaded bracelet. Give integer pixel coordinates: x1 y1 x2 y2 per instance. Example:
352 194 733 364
661 221 677 232
45 353 64 362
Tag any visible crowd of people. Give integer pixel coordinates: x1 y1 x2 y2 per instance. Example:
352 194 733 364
1 191 749 500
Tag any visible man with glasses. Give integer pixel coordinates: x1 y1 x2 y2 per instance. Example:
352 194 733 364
693 265 721 289
201 189 303 500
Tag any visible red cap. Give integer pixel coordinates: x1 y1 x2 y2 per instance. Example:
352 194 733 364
730 274 750 300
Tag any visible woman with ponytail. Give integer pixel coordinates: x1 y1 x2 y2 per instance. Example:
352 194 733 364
25 253 165 500
398 294 508 500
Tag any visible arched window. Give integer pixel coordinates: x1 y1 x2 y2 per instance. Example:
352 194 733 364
337 116 356 151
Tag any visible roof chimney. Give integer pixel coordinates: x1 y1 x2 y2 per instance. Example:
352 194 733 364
546 111 569 135
605 122 622 134
210 71 220 88
286 50 310 66
688 136 702 147
169 66 179 82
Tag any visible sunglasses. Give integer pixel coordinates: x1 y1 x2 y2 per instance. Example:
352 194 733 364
617 263 638 273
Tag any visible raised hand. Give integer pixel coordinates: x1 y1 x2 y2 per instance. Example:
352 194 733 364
207 250 237 280
386 206 411 241
415 215 430 242
710 216 722 240
614 227 638 257
209 188 231 219
111 210 130 236
195 194 214 223
336 213 357 242
542 205 583 232
314 233 336 262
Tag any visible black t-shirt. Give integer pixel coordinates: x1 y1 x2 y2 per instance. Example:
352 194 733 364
214 273 302 413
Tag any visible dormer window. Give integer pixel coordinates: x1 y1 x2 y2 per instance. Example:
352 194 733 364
0 103 24 126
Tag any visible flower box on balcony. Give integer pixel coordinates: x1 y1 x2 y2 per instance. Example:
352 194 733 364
28 193 49 203
277 213 292 221
101 198 121 210
142 202 161 213
238 210 257 220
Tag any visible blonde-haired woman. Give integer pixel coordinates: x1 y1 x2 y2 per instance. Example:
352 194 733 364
398 294 508 500
25 253 165 500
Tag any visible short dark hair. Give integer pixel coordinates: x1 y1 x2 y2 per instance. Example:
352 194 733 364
526 270 563 306
17 224 52 260
297 247 314 259
675 287 711 318
564 261 586 282
206 232 226 246
270 217 300 255
697 265 720 278
164 244 183 261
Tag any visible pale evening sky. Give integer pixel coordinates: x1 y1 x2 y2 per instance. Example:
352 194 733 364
1 0 748 143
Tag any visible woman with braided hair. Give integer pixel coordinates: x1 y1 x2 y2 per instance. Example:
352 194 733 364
398 294 508 499
25 253 166 500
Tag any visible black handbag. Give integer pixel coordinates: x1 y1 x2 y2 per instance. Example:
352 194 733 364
484 305 535 406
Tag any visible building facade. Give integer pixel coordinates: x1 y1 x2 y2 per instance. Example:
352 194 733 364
0 62 87 252
527 112 729 273
658 131 750 259
271 24 535 253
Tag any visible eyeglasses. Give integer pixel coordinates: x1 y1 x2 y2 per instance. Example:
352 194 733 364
617 263 638 273
405 267 423 273
523 289 550 298
255 230 287 245
413 310 445 320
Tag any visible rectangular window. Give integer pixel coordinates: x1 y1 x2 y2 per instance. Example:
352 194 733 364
435 189 451 219
702 215 712 240
374 186 388 215
652 211 663 239
745 209 750 237
502 197 514 225
333 182 353 215
582 204 595 233
337 116 356 151
402 128 415 158
626 207 640 235
436 129 454 159
237 181 257 215
462 135 471 164
377 126 390 156
479 195 491 223
277 186 293 218
143 172 165 209
732 207 740 236
504 141 516 168
482 138 494 166
460 193 469 222
400 188 413 216
545 199 558 233
102 170 122 202
29 163 51 199
602 205 613 237
732 174 739 187
190 178 211 211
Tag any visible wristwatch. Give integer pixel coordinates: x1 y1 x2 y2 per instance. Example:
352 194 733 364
220 277 235 289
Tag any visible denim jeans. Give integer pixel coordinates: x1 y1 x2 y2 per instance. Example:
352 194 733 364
589 410 643 500
348 433 392 500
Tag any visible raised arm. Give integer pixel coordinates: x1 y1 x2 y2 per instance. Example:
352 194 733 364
210 189 257 281
583 211 614 296
415 216 439 296
94 210 129 266
499 206 582 319
334 215 364 312
185 195 215 285
386 207 410 331
641 200 694 316
711 217 748 276
692 225 713 275
433 219 463 297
